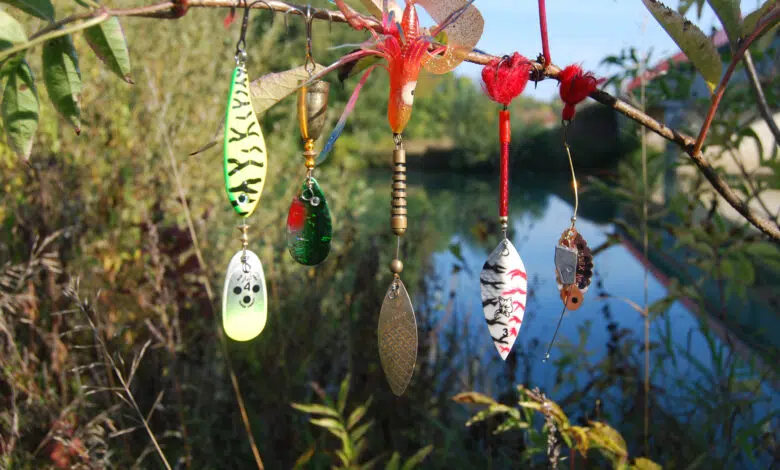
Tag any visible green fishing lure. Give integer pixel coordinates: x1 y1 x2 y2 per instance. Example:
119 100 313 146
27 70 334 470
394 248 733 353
223 64 267 218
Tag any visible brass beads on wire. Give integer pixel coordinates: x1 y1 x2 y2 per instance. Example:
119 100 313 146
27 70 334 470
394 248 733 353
391 146 407 236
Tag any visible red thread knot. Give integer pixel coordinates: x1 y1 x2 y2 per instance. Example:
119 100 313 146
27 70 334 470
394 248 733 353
481 53 532 107
558 64 604 121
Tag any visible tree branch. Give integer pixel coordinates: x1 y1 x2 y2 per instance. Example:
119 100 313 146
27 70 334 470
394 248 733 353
742 49 780 146
5 0 778 241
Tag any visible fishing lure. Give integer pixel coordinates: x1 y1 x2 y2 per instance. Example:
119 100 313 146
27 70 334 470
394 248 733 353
221 1 268 342
543 65 602 360
287 7 333 266
324 0 483 395
480 53 532 360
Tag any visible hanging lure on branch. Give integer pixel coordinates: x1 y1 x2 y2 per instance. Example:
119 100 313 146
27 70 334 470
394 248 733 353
306 0 482 395
221 0 269 342
287 6 333 266
544 64 603 361
479 53 532 360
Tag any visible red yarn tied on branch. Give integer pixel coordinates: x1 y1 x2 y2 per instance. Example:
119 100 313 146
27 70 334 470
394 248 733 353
481 53 532 219
558 64 605 121
481 53 532 108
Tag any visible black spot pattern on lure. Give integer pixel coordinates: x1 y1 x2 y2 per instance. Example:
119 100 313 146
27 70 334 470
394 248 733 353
482 262 506 274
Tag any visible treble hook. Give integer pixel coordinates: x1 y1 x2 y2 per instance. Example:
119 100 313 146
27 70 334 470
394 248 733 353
235 0 273 60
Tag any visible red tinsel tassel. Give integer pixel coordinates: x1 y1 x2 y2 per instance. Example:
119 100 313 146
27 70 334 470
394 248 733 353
558 64 604 121
481 53 532 108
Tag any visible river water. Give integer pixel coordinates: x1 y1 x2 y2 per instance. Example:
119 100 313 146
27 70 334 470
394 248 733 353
409 170 777 461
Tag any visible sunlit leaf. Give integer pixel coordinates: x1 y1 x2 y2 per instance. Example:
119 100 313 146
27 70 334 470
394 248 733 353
248 64 324 116
0 10 27 51
291 402 340 418
350 420 373 442
360 0 402 20
567 425 590 456
384 452 401 470
588 421 628 459
452 391 498 405
0 0 54 21
42 34 82 133
400 444 433 470
642 0 723 92
309 417 347 439
84 17 133 84
631 457 663 470
707 0 741 45
1 59 38 159
346 402 369 430
741 1 776 37
465 404 520 426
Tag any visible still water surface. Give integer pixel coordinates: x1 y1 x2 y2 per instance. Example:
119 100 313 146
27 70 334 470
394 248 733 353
412 171 776 424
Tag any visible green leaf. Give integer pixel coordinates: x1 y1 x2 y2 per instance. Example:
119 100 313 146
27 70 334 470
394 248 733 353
707 0 741 45
83 17 133 84
384 452 401 470
0 0 54 21
678 0 706 17
742 1 776 37
588 421 628 460
2 59 38 159
291 402 340 418
349 420 373 443
642 0 723 92
249 64 324 115
346 401 370 430
337 374 350 414
400 445 433 470
42 34 81 133
309 417 345 432
0 10 27 51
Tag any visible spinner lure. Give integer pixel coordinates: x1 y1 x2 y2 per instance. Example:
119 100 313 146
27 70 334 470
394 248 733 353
479 53 532 360
329 0 483 395
543 65 602 360
221 3 268 342
286 8 333 266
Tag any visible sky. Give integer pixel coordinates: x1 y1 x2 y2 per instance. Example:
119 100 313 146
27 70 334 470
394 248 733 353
448 0 765 100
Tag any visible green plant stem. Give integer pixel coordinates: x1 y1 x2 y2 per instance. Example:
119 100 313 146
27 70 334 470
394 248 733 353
0 14 110 61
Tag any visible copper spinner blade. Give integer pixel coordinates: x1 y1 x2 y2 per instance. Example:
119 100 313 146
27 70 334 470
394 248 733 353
378 278 417 396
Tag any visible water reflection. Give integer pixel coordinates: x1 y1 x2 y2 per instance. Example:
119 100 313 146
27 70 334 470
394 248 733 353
416 171 777 420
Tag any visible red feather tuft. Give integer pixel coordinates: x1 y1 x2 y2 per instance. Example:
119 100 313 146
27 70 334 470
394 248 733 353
481 53 532 107
223 8 236 28
558 64 604 121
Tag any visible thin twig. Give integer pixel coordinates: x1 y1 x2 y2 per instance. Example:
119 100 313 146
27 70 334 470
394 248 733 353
4 0 778 241
742 50 780 145
66 285 173 470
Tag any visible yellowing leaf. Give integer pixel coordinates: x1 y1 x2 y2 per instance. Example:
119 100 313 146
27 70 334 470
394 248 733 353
249 64 324 116
452 391 498 405
2 59 39 159
588 421 628 459
642 0 723 92
631 457 663 470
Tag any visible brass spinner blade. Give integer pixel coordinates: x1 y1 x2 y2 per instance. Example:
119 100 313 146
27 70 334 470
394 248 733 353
378 278 417 396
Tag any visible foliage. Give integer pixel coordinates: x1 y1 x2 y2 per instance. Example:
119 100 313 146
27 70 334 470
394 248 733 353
292 375 433 470
455 387 661 469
